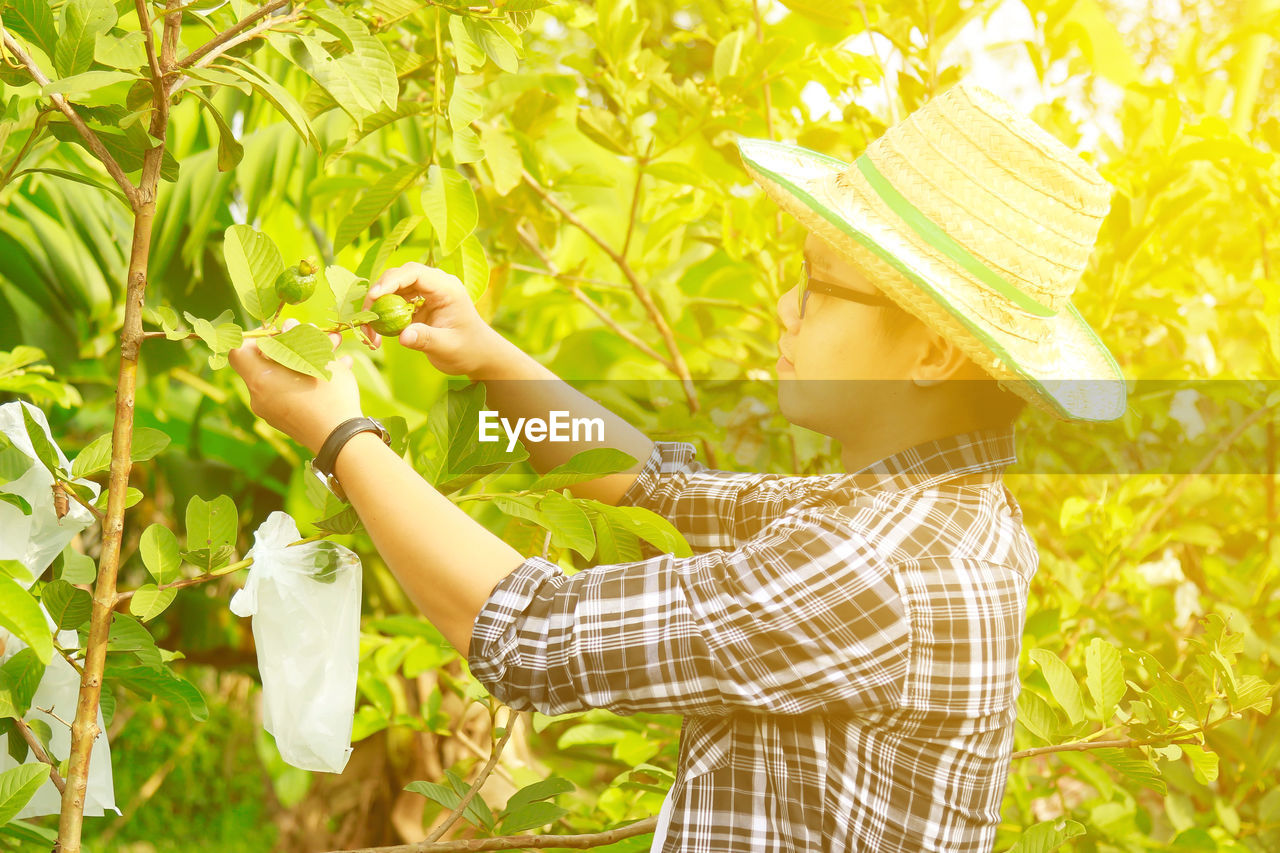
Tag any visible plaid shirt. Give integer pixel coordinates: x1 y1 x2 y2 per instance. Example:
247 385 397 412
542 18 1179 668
467 426 1037 851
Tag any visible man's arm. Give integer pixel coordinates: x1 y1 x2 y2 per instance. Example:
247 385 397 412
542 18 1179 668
364 263 654 505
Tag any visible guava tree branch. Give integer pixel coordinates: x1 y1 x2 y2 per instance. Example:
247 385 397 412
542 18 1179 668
1010 712 1239 760
521 170 698 413
422 716 516 844
0 28 138 205
13 717 67 794
514 227 671 367
178 0 293 70
328 816 660 853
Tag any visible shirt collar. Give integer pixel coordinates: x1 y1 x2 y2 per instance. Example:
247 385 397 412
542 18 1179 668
842 425 1017 493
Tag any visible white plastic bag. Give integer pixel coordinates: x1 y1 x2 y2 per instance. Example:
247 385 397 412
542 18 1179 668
229 511 362 773
0 400 117 818
0 626 119 819
0 401 98 578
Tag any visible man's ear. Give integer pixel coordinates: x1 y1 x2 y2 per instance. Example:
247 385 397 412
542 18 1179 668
911 329 974 387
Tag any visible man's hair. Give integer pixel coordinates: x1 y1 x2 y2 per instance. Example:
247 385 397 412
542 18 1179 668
877 305 1027 427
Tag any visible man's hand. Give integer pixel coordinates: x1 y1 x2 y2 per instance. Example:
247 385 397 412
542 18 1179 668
364 262 514 377
228 321 362 454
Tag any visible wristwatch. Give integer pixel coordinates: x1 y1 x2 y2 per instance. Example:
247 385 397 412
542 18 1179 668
312 416 391 502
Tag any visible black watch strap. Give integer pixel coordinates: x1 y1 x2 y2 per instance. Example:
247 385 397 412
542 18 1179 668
314 417 390 501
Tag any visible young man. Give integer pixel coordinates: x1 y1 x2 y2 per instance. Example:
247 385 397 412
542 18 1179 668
229 84 1126 850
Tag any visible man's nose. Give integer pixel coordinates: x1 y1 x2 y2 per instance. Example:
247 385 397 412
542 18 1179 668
777 283 800 328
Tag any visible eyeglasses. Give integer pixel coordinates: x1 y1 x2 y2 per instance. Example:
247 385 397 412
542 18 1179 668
798 260 897 318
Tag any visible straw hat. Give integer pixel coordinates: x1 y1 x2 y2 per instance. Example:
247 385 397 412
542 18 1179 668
737 82 1127 422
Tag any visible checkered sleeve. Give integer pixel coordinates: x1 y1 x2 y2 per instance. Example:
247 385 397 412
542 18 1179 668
618 441 852 551
466 509 910 718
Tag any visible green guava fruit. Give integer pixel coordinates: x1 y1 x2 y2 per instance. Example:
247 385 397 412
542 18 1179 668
370 293 414 336
274 259 317 305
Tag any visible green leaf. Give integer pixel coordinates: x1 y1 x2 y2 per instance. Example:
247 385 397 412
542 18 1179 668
183 310 244 355
712 28 748 84
1085 638 1125 722
0 576 51 665
128 584 176 621
0 649 45 719
93 30 145 69
185 494 237 554
478 123 522 196
326 265 369 321
463 18 519 73
452 124 484 164
0 492 32 515
1183 744 1219 784
531 448 639 491
498 801 568 834
406 778 492 830
1016 690 1058 743
55 0 117 77
98 612 161 666
503 776 574 813
590 510 642 563
1029 649 1086 726
40 579 92 630
421 165 477 255
308 8 397 108
139 523 180 585
57 547 96 585
257 323 336 380
448 79 483 130
537 491 595 559
222 58 321 152
313 505 362 536
191 91 243 172
223 224 285 322
437 234 488 301
0 764 52 826
41 70 134 97
1093 748 1166 795
129 427 171 463
1008 819 1086 853
448 15 486 73
69 426 167 478
70 432 111 478
94 486 142 512
106 660 208 721
19 404 63 476
333 161 425 252
584 501 692 558
0 433 34 484
0 560 33 584
2 0 58 63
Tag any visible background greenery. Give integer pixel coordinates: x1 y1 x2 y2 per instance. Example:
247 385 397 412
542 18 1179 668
1 0 1278 849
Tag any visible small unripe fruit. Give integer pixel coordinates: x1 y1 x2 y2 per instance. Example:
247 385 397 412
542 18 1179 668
274 259 317 305
370 293 413 336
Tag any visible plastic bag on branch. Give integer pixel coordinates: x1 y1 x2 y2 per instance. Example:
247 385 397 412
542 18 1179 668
0 626 120 819
230 511 362 773
0 401 116 818
0 401 99 578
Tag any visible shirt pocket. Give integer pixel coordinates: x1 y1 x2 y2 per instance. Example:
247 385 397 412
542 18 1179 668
893 558 1027 728
676 714 734 784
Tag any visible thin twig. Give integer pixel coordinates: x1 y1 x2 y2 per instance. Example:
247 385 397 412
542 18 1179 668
1012 713 1238 760
179 0 292 69
0 28 137 204
519 171 698 411
326 816 661 853
37 705 75 731
13 717 67 794
62 485 106 521
423 716 517 844
514 228 672 366
135 0 164 80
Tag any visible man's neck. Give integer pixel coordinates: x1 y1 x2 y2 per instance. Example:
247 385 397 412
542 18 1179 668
836 410 1000 474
